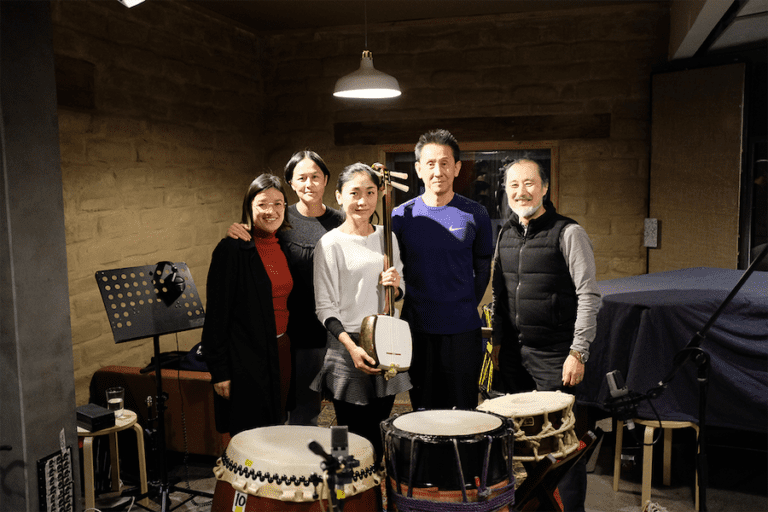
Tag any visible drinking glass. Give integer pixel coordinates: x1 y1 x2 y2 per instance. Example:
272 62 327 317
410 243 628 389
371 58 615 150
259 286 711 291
106 387 125 418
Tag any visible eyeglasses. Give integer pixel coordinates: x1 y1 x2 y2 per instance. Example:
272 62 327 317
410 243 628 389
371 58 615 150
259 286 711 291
253 202 286 211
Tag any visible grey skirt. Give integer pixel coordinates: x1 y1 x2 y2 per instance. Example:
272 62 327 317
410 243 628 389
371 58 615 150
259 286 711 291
310 331 411 406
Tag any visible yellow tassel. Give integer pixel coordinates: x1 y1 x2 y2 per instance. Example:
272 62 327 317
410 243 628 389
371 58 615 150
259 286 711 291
478 340 494 391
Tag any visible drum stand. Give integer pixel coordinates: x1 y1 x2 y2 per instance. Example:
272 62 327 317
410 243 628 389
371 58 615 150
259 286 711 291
94 262 212 512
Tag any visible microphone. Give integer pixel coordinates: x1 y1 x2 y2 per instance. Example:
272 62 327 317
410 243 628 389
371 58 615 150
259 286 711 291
308 440 336 469
605 370 639 430
607 369 628 398
331 427 349 475
331 426 358 492
308 426 359 511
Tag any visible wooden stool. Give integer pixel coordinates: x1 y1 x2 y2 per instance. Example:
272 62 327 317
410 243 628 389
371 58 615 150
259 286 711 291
613 419 699 511
78 409 148 510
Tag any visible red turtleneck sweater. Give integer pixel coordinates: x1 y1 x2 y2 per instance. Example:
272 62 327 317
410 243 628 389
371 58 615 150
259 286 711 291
253 231 292 336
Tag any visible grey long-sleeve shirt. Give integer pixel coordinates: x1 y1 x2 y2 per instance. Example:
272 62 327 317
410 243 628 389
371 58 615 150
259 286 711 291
555 223 602 357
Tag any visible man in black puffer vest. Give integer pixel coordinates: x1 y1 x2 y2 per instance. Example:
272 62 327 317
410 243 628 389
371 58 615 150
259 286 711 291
491 158 601 512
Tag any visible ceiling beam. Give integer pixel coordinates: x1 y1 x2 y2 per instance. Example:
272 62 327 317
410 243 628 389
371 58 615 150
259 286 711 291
670 0 737 59
334 114 611 146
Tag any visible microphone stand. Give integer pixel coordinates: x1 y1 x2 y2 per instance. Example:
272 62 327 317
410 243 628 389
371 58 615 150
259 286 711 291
308 426 359 512
640 244 768 512
308 441 341 511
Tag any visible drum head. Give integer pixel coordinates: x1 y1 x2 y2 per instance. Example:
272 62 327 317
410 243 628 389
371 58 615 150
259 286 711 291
214 426 377 502
477 390 574 418
392 410 503 437
382 411 512 491
477 391 578 461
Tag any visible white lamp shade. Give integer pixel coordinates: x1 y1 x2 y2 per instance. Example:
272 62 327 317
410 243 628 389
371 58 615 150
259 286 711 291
334 51 401 99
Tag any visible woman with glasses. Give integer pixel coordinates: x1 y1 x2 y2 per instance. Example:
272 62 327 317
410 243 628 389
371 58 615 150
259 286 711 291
227 151 345 426
202 173 294 436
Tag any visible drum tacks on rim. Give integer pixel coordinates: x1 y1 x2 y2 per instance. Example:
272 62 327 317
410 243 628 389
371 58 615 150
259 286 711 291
211 426 380 511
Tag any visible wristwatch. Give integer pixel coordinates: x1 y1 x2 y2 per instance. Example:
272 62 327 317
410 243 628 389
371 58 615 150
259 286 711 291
569 349 588 364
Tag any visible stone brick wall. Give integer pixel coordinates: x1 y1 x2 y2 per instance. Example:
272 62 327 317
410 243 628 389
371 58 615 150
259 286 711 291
52 0 266 403
261 2 669 277
51 0 669 405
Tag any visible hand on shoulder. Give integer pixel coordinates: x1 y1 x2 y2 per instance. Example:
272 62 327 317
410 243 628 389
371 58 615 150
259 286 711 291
227 222 251 241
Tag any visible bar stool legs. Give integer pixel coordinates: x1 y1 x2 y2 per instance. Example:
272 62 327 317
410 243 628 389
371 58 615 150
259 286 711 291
79 410 148 510
613 419 699 511
82 436 96 512
132 421 149 507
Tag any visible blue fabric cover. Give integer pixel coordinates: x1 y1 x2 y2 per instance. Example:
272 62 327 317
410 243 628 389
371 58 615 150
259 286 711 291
576 267 768 432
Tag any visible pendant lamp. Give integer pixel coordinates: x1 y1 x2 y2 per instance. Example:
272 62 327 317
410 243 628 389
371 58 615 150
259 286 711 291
334 50 401 98
333 2 401 99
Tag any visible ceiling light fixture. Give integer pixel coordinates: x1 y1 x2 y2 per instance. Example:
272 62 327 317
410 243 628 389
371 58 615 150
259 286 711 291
333 3 401 99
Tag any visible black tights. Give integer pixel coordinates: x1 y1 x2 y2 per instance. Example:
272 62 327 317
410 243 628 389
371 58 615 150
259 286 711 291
332 395 396 464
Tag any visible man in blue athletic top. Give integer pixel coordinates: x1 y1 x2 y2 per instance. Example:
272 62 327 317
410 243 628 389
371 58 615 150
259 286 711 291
392 129 493 410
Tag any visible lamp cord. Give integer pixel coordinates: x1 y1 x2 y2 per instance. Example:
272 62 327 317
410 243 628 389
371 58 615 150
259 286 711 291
364 0 368 49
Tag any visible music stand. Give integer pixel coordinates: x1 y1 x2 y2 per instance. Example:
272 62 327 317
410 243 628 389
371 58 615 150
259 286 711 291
94 262 211 511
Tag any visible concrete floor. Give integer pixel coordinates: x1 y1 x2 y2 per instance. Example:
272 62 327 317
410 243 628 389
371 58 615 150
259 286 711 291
91 397 767 512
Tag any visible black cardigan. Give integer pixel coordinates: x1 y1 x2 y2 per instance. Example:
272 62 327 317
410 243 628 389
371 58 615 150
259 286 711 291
201 237 286 435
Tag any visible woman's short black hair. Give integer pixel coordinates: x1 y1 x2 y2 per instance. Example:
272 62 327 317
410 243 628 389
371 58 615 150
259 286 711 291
284 150 331 184
336 162 381 193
